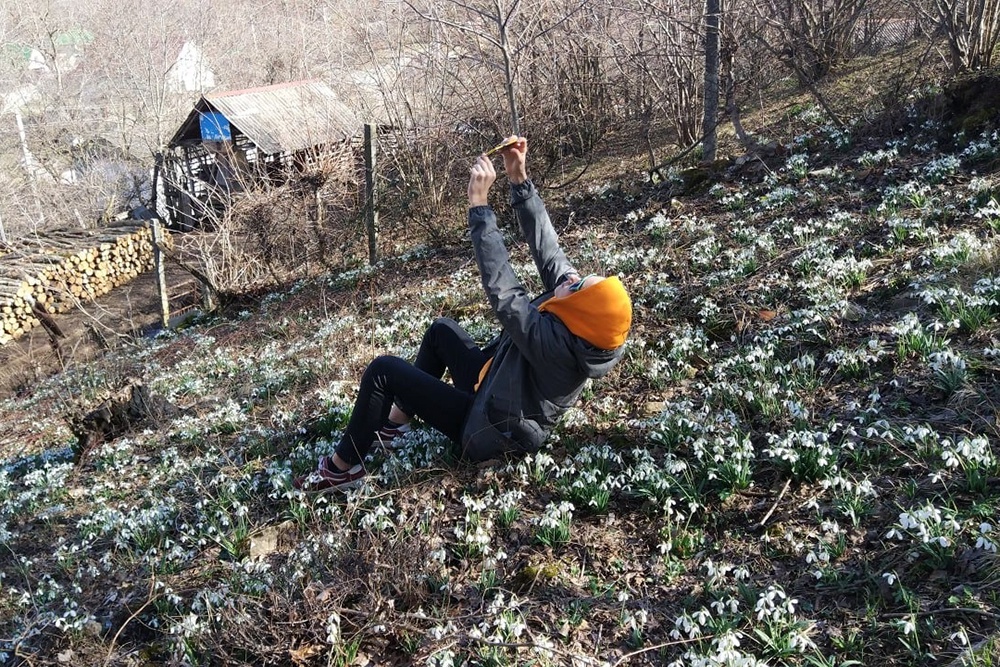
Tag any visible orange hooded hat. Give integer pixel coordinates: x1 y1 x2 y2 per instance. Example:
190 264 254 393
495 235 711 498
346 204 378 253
538 276 632 350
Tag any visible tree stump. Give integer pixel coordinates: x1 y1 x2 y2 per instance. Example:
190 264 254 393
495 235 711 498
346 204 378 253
69 380 179 463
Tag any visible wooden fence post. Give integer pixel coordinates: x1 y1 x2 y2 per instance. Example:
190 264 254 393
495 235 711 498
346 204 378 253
364 124 378 266
152 219 170 328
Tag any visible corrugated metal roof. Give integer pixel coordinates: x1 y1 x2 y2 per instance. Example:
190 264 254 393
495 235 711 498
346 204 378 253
169 80 360 153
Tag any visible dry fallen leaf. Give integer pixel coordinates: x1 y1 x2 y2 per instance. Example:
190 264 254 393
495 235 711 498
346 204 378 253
289 644 323 665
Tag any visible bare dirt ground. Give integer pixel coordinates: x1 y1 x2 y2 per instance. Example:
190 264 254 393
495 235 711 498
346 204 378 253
0 244 201 400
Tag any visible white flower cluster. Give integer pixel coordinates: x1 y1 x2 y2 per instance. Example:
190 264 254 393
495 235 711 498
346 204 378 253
758 185 800 210
921 230 987 268
622 337 676 387
645 209 673 239
635 273 680 317
922 155 960 183
690 235 722 268
891 312 951 358
784 153 810 179
881 180 934 211
359 500 402 534
510 450 556 485
940 435 995 471
804 519 846 579
961 129 1000 160
720 189 747 210
887 216 931 244
789 210 853 244
581 245 659 275
754 585 799 621
928 349 966 374
378 427 451 477
824 338 886 376
467 592 526 644
452 494 495 558
975 523 997 553
619 447 692 516
762 425 838 481
534 501 574 530
668 563 813 667
857 146 899 166
555 444 624 510
886 502 960 549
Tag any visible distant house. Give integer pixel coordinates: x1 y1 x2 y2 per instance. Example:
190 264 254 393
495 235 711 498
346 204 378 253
165 41 215 94
2 29 90 78
26 47 48 73
159 79 360 230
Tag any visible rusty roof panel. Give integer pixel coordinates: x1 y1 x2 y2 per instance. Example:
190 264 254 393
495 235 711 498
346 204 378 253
173 80 360 153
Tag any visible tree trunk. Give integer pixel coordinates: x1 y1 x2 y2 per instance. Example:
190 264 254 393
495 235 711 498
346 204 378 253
702 0 721 162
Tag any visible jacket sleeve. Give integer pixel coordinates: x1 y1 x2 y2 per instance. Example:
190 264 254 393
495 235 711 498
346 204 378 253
510 180 576 291
468 204 574 367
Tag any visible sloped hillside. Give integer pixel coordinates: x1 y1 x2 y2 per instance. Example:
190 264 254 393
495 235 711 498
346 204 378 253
0 80 998 666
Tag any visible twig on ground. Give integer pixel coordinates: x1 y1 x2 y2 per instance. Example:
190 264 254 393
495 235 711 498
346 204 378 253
611 635 714 666
104 574 160 667
758 478 791 528
884 608 1000 620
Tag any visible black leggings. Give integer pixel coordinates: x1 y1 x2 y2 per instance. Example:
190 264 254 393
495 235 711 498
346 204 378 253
335 318 489 465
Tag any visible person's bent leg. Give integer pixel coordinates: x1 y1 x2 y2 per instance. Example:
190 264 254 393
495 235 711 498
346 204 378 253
413 318 488 391
391 318 487 422
335 355 473 467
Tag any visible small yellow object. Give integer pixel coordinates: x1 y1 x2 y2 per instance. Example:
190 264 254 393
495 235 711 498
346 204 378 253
484 136 519 156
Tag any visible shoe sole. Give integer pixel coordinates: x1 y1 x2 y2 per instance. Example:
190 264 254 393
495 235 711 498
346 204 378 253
304 477 367 495
373 436 406 450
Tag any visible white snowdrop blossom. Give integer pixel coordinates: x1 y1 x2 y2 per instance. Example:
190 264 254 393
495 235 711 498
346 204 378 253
325 612 341 644
976 523 997 553
889 502 961 548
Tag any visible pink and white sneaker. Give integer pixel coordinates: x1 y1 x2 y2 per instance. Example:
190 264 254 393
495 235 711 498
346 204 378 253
372 423 411 449
293 456 366 493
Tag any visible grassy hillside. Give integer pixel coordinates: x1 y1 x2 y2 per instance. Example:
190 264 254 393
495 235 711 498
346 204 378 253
1 73 999 666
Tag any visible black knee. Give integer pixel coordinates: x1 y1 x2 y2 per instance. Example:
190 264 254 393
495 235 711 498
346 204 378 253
425 317 458 340
363 355 404 384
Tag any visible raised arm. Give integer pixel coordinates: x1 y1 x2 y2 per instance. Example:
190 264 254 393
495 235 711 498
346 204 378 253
500 138 576 292
467 155 574 366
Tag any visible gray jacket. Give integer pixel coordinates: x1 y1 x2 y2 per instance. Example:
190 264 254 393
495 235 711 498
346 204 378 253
460 180 624 461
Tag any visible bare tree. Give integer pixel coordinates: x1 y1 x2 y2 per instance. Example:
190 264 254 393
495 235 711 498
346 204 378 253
753 0 870 84
402 0 588 137
610 0 706 160
915 0 1000 71
333 6 481 235
702 0 721 161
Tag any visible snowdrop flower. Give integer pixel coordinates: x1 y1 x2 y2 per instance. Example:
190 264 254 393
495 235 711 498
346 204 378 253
325 612 341 644
976 524 997 553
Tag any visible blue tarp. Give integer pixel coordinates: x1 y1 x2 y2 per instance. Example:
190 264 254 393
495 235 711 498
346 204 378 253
199 112 231 141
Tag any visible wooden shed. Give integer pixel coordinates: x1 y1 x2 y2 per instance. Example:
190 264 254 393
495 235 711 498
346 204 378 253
159 79 360 230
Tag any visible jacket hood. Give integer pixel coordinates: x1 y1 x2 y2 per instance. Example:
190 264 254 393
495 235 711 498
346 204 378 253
571 335 625 379
538 276 632 350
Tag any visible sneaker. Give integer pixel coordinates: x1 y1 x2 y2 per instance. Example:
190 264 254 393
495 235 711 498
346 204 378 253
293 456 366 493
372 422 411 449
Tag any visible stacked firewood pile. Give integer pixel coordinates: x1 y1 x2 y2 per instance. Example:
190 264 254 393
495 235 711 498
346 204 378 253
0 223 170 345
